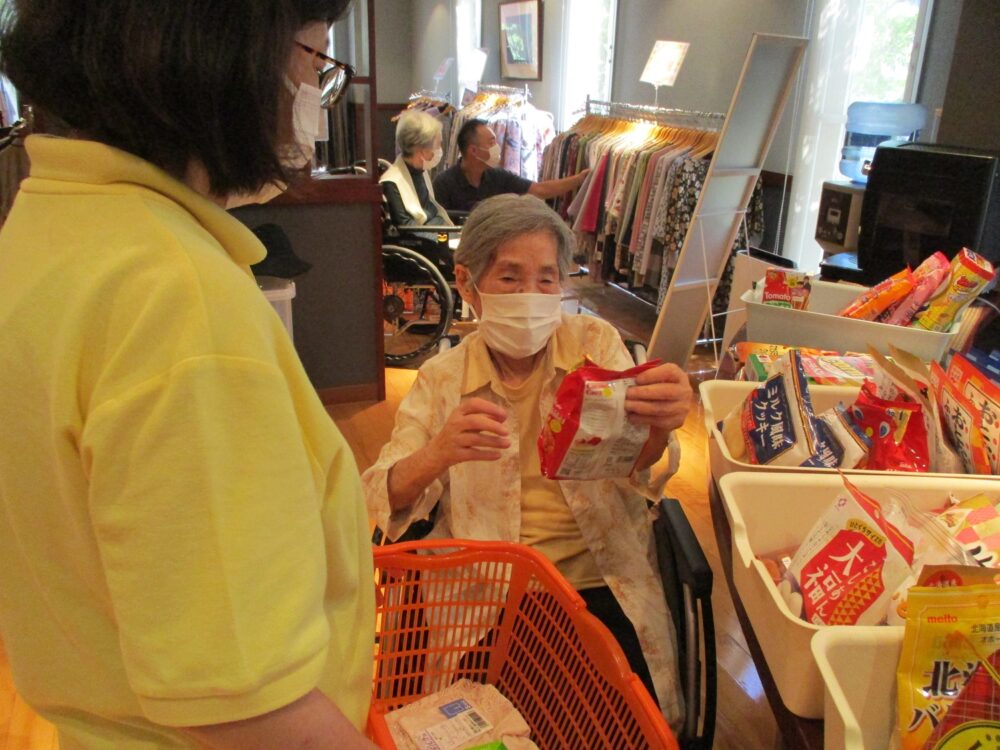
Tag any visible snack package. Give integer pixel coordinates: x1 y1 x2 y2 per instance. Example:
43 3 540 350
538 359 659 480
913 248 996 332
883 252 952 327
720 351 819 466
917 564 1000 587
838 268 915 321
896 584 1000 750
850 380 930 472
798 353 876 386
731 342 838 367
947 352 1000 474
936 493 1000 568
787 475 915 625
964 347 1000 386
888 346 966 474
809 404 871 469
762 268 812 310
930 361 991 474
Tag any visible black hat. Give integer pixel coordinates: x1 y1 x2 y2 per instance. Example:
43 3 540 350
250 223 312 279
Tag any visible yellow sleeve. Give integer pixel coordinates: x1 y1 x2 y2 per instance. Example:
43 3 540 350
81 355 330 727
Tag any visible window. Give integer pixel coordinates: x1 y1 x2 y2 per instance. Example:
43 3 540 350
455 0 484 96
779 0 933 269
558 0 618 131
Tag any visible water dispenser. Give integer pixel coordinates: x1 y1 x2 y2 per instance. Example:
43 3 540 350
840 101 928 184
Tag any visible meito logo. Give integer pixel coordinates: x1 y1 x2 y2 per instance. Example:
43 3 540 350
927 614 958 624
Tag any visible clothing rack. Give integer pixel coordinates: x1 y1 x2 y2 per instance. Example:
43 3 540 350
584 96 725 131
477 83 531 100
409 89 451 104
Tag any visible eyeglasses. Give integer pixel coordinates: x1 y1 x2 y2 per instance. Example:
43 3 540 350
295 41 355 108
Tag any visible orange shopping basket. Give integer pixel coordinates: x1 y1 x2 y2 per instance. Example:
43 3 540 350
366 539 678 750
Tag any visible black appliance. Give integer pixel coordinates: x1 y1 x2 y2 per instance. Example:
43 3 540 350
820 142 1000 285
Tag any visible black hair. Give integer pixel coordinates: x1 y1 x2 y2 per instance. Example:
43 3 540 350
0 0 352 196
457 118 489 156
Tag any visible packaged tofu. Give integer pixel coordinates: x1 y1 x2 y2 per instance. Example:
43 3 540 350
896 584 1000 750
538 359 659 480
787 475 916 625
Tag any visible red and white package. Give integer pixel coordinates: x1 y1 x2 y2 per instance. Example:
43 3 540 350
762 268 812 310
947 352 1000 474
538 359 659 480
930 361 992 475
788 475 915 625
849 381 930 472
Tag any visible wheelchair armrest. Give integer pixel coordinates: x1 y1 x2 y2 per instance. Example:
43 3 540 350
653 498 713 599
446 210 471 225
394 225 463 234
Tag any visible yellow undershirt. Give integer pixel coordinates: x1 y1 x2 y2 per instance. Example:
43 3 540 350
502 365 605 591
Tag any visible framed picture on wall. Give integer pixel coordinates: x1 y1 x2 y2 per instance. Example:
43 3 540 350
499 0 542 80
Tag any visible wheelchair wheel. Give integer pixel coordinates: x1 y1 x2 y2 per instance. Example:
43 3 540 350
382 244 454 365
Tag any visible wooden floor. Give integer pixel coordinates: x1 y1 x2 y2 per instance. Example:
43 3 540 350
0 281 778 749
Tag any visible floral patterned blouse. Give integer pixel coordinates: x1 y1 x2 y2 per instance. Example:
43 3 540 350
362 314 685 728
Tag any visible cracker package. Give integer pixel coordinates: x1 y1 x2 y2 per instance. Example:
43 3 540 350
838 268 915 321
762 268 812 310
787 475 915 625
930 361 992 475
809 404 871 469
947 352 1000 474
896 584 1000 750
721 351 819 466
538 359 659 480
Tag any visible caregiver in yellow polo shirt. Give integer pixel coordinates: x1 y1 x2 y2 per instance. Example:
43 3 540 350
0 2 376 749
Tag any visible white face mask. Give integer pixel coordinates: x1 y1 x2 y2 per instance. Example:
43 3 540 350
283 76 324 169
476 288 563 359
225 78 323 208
424 146 443 170
478 143 501 168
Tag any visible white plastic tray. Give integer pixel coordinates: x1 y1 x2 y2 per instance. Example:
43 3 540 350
741 278 960 361
812 628 902 749
718 471 1000 718
700 380 976 499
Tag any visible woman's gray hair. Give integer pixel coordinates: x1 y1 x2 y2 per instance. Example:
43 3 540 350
395 111 443 157
455 194 576 282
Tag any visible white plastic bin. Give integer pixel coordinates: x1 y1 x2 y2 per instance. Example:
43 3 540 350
258 277 296 340
741 278 960 360
718 471 1000 718
812 628 903 749
699 380 976 497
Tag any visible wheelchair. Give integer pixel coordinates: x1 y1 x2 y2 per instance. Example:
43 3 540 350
375 160 470 365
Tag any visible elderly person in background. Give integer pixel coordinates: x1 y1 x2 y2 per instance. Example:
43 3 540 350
380 110 453 227
362 194 693 729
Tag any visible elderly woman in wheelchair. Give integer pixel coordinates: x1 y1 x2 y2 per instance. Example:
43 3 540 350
363 194 694 729
381 110 453 228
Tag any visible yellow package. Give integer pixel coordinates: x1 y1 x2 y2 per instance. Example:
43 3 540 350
897 584 1000 750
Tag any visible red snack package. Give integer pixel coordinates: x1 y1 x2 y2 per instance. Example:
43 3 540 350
930 360 992 474
837 268 914 321
539 359 660 480
849 380 930 472
762 268 812 310
947 352 1000 474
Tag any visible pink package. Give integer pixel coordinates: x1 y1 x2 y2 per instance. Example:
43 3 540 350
883 252 950 327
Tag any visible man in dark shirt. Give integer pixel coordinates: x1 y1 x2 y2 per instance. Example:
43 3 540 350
433 119 589 213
